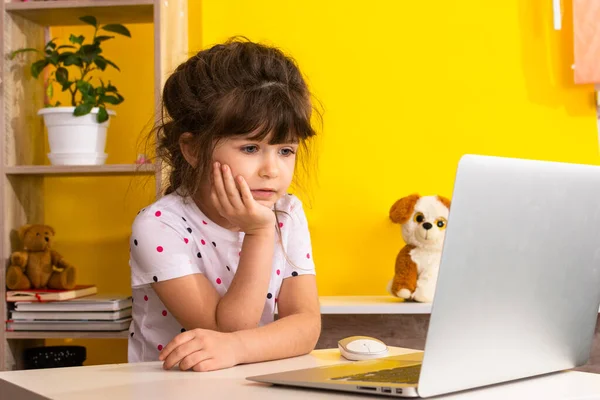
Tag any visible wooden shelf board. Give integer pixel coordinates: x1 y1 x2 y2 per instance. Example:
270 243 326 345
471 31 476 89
318 296 600 315
319 296 433 314
5 330 129 339
5 0 154 26
4 164 155 176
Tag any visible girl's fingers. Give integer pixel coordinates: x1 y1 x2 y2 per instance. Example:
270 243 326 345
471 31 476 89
162 336 206 370
212 162 233 213
191 357 220 372
237 175 254 207
179 350 212 371
221 164 244 210
159 330 195 361
210 187 223 215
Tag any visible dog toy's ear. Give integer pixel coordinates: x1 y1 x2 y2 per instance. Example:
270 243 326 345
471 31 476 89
437 195 451 210
390 194 420 224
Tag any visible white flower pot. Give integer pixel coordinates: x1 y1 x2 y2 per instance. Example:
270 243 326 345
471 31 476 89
38 107 115 165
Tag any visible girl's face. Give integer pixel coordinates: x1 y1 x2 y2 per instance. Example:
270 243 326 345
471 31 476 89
211 133 298 209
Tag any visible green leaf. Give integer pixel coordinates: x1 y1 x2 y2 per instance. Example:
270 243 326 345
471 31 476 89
46 83 53 100
100 95 121 105
9 48 39 60
76 80 93 93
101 24 131 37
56 45 76 50
82 94 96 104
101 57 120 71
106 82 117 91
61 81 72 91
94 35 114 43
47 52 59 66
74 103 93 116
94 57 107 71
31 60 48 78
96 107 109 123
54 101 62 107
69 34 85 45
81 44 101 63
55 67 68 84
47 41 57 50
64 54 82 67
79 16 97 28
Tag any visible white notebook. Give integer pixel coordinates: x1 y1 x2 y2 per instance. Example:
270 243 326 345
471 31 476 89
6 317 132 331
13 294 132 312
10 307 132 321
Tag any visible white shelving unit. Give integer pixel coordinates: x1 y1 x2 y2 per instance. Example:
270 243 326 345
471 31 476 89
0 0 188 371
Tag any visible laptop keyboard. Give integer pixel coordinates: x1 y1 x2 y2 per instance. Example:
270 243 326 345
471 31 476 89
329 364 421 384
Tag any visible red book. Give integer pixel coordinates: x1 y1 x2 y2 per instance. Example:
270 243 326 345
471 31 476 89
6 285 97 302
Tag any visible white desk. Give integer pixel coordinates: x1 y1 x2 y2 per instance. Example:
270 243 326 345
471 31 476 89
1 347 599 400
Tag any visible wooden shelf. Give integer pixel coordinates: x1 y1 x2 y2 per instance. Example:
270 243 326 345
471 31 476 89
5 0 154 26
319 296 432 314
5 330 129 339
318 296 600 315
4 164 155 176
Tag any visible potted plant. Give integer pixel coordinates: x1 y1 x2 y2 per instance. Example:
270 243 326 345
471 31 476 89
9 16 131 166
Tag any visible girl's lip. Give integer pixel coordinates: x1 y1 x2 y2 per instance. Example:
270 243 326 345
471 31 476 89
251 189 276 198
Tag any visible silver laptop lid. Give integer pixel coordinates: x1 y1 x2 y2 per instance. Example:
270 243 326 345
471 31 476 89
418 155 600 397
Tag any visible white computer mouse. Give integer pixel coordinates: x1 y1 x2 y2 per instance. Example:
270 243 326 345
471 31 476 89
337 335 389 361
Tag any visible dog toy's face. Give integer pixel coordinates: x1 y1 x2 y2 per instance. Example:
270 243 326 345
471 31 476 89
390 195 450 249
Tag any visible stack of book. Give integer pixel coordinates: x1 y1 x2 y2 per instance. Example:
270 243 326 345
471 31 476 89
5 286 132 332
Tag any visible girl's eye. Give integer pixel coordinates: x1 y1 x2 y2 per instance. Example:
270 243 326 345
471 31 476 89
280 148 296 156
241 145 258 154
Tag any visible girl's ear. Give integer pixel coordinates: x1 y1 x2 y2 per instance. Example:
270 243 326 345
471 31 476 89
389 194 420 224
179 132 198 168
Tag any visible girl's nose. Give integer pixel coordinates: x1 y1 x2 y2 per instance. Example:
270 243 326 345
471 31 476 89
259 154 279 178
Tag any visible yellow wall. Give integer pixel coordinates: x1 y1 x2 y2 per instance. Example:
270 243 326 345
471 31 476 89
45 0 599 365
195 0 599 296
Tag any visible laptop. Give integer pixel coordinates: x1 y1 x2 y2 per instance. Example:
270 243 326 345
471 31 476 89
247 154 600 398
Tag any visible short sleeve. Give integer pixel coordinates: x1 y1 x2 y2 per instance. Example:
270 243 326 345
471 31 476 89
283 198 316 278
129 215 204 287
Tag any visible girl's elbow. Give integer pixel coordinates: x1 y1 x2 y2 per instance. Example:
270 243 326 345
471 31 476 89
305 313 322 352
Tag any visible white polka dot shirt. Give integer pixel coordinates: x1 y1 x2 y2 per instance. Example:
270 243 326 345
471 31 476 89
127 193 315 362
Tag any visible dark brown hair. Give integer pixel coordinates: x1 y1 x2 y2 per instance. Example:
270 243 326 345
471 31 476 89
151 36 320 198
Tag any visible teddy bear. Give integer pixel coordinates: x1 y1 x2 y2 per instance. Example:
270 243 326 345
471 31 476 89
5 224 76 290
388 194 451 303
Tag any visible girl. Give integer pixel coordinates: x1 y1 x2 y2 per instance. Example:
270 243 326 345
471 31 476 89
128 37 322 372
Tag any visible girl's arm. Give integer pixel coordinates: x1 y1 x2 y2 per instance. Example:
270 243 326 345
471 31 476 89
214 228 274 331
152 228 274 332
234 274 321 362
158 274 321 371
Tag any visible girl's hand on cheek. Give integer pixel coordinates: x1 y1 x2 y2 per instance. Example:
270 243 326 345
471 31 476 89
159 328 245 372
210 162 276 235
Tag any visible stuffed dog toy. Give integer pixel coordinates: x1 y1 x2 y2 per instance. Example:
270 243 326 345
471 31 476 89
388 194 451 302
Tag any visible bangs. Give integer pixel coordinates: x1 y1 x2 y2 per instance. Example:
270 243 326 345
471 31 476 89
211 84 316 144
